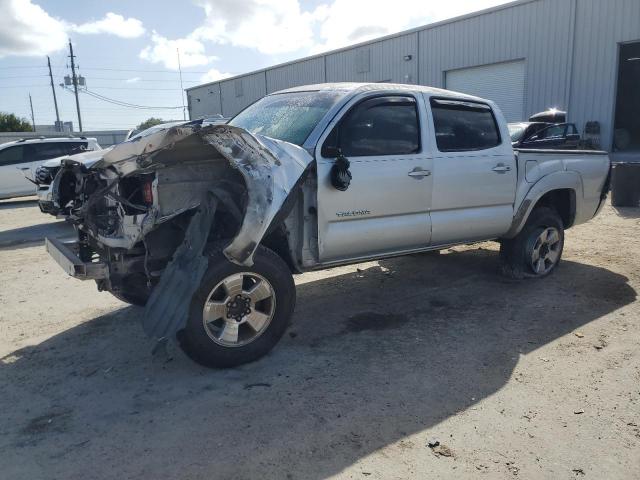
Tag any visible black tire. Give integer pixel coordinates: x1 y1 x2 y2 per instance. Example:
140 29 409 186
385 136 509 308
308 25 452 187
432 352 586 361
178 244 296 368
499 206 565 279
108 274 152 307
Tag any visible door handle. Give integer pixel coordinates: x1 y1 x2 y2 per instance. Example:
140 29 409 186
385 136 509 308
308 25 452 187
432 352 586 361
18 167 30 171
408 168 431 178
492 164 512 173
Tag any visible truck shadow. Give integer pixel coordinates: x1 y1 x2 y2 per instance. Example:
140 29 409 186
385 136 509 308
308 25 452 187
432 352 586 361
0 197 38 210
612 205 640 219
0 249 635 479
0 220 74 250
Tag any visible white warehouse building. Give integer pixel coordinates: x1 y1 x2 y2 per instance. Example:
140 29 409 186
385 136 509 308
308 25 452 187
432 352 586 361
186 0 640 153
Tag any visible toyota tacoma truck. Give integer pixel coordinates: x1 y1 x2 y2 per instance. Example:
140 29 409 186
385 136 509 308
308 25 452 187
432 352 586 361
45 83 611 368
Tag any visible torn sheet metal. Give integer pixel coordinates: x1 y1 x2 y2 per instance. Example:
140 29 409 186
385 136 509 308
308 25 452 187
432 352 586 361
142 191 218 339
200 125 312 265
95 123 313 266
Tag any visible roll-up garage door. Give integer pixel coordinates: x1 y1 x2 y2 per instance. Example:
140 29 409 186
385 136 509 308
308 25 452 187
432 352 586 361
445 60 526 122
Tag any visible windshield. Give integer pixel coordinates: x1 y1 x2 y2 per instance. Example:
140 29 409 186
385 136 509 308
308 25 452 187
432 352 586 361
508 123 527 142
228 91 344 146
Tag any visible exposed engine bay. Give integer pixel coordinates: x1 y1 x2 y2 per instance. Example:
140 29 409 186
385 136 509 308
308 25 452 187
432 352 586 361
50 123 315 337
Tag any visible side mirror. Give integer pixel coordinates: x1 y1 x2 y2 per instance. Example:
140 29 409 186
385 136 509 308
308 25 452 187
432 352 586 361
330 150 352 191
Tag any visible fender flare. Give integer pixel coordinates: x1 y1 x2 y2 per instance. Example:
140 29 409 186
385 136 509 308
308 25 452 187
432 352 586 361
503 171 583 239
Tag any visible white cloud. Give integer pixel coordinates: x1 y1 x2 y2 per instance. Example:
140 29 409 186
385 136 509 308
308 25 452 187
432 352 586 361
0 1 146 58
191 0 319 55
125 77 141 83
200 68 233 83
312 0 511 52
72 12 145 39
138 0 512 74
139 31 217 70
0 0 67 57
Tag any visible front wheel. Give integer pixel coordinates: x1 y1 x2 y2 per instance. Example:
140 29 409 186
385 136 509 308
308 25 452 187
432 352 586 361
499 206 565 279
178 244 296 368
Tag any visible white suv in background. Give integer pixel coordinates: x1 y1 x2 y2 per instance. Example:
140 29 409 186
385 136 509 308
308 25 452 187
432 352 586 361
0 137 101 200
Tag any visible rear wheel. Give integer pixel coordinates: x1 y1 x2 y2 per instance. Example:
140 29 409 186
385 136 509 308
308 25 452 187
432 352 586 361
500 206 564 279
178 244 295 368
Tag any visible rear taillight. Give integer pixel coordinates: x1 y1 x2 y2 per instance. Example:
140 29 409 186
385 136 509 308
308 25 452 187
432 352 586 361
142 181 153 205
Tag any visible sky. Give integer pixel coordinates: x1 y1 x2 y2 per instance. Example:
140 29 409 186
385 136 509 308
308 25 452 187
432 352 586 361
0 0 513 131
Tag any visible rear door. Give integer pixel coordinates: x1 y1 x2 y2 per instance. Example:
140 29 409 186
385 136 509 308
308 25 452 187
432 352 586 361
316 94 433 263
426 97 516 245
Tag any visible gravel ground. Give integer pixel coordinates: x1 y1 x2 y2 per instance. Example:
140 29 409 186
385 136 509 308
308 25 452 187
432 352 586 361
0 196 638 480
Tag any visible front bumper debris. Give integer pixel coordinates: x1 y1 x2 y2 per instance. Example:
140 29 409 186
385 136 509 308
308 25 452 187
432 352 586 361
45 237 108 280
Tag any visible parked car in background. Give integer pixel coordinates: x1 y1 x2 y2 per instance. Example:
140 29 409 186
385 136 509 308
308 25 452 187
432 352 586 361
509 122 581 149
0 137 100 200
45 83 610 368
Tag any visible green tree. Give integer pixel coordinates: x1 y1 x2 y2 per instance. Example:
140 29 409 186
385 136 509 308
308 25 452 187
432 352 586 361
0 112 33 132
136 117 165 131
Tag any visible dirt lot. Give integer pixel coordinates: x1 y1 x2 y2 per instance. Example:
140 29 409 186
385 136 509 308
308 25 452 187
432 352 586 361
0 197 638 480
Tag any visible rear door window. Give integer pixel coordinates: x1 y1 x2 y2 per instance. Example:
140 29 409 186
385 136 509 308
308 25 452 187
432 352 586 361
322 95 420 157
31 143 68 161
430 98 501 152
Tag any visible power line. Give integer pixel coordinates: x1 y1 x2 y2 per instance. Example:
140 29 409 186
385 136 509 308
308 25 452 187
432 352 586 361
63 87 182 110
0 74 48 79
83 76 201 83
0 84 51 88
0 64 211 74
76 66 211 73
0 65 52 69
84 85 188 91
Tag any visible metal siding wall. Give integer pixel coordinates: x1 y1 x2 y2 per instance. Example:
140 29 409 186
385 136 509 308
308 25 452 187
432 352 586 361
418 0 574 119
570 0 640 149
325 33 418 84
187 84 223 119
266 57 325 93
185 0 639 148
220 72 267 117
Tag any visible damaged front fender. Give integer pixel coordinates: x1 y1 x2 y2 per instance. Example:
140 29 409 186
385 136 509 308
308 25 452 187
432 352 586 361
84 123 314 266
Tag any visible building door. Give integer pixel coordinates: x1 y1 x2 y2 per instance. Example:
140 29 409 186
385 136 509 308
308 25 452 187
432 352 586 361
613 42 640 151
445 60 526 122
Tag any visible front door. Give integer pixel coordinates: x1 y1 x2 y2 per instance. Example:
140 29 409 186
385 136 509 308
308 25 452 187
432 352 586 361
426 96 516 245
316 94 433 263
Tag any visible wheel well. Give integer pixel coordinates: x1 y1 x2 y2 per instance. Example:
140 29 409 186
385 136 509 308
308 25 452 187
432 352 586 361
260 226 297 273
534 189 576 228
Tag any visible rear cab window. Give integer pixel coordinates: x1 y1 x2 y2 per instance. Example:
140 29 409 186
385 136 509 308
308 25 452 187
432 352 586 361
430 98 501 152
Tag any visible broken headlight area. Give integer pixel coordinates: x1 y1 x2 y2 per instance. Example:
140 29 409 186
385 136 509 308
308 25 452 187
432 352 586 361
35 165 60 185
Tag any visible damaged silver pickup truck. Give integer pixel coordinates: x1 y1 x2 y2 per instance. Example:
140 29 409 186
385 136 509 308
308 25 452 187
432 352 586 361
46 83 611 368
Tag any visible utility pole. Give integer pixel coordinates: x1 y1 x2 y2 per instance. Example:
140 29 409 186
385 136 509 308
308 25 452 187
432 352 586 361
47 56 61 131
68 40 83 132
177 48 186 120
29 93 36 132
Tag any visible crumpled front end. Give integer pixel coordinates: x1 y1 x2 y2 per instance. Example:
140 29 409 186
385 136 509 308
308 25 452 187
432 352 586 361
47 123 313 338
52 123 312 266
